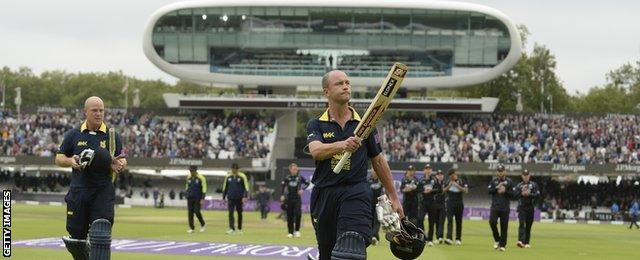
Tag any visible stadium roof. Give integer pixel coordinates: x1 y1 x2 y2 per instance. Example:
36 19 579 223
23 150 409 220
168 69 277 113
143 0 521 89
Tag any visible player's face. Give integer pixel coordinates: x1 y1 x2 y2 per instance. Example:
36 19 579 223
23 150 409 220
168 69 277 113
84 98 104 127
424 168 431 176
406 170 414 178
324 71 351 104
289 165 298 175
522 174 530 182
497 170 506 179
436 174 444 181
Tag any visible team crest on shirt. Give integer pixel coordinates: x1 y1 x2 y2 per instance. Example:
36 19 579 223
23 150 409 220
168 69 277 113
100 141 106 148
330 152 350 170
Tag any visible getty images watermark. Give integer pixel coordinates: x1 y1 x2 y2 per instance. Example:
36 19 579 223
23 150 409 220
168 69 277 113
3 190 10 257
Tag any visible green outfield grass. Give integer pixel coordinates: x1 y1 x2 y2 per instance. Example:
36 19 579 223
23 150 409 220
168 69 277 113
10 203 640 259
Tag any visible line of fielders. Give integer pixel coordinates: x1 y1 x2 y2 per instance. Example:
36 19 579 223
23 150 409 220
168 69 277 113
381 164 539 251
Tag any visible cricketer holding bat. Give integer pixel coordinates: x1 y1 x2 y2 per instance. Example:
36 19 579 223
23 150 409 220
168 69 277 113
306 70 404 260
55 96 127 260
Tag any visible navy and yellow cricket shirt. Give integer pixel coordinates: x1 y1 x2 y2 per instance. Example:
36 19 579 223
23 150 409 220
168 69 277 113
222 172 249 200
186 173 207 200
57 121 122 188
306 107 382 188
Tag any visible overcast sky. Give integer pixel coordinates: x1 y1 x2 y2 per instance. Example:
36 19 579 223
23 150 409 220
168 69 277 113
1 0 639 94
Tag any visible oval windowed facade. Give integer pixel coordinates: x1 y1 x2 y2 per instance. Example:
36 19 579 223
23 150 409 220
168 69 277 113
143 0 521 88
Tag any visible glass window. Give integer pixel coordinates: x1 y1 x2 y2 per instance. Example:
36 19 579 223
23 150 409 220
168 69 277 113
194 8 215 32
382 11 410 34
425 10 467 31
309 8 352 33
485 16 509 37
265 7 279 16
469 12 485 32
178 35 193 61
410 9 428 34
294 7 308 16
193 35 208 63
177 9 193 32
250 7 265 16
164 35 178 63
353 8 381 34
155 11 179 32
278 7 310 33
237 7 250 17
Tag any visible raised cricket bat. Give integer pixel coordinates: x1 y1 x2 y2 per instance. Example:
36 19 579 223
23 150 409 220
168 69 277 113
333 62 408 173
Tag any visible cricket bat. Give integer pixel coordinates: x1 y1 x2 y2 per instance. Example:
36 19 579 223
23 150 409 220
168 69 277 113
332 62 408 173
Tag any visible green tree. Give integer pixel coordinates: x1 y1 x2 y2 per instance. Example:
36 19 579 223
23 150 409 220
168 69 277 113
570 60 640 113
454 43 570 113
0 67 221 109
572 85 631 113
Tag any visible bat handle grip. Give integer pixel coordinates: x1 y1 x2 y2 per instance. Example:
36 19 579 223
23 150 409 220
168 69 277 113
332 151 352 174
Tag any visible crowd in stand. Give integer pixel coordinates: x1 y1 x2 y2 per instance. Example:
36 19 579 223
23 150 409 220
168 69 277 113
1 168 70 192
537 177 639 212
7 110 640 164
0 110 275 159
382 113 640 164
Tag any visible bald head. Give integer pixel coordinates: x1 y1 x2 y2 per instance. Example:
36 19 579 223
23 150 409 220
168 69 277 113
84 96 104 109
321 70 351 105
322 70 347 89
83 96 105 130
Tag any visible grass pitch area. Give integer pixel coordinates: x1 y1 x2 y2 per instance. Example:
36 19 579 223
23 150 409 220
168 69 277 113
11 203 640 259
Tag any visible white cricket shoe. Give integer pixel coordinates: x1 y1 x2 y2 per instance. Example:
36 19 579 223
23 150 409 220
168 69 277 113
525 244 531 248
186 229 194 234
287 233 294 238
294 231 301 238
493 242 499 249
499 247 506 252
427 241 434 247
455 240 462 246
225 229 235 235
199 226 206 232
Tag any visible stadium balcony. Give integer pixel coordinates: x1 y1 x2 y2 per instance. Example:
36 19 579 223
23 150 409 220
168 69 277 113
206 48 452 77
